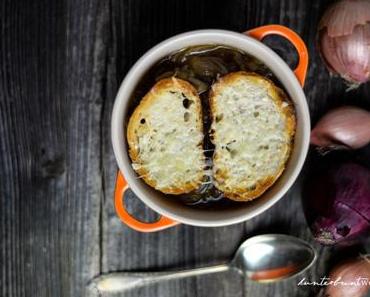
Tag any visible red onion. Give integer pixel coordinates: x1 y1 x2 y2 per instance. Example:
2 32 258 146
304 162 370 245
318 0 370 86
310 106 370 154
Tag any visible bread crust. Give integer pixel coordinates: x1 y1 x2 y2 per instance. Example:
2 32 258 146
209 71 296 202
127 77 205 195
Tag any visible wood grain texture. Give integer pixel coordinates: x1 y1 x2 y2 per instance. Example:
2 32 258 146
1 0 370 297
0 0 109 296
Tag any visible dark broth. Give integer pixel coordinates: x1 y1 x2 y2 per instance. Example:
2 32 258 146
128 44 283 209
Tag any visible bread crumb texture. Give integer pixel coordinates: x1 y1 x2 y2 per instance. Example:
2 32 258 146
127 78 205 195
210 72 296 201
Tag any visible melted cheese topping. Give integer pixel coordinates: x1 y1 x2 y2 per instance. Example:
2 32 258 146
133 87 204 190
211 77 292 191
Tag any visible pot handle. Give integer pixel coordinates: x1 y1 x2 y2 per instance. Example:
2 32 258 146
246 25 308 87
114 171 179 232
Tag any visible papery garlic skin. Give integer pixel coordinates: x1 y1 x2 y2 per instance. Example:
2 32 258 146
318 0 370 85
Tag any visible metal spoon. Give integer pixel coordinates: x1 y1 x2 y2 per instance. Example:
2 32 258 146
89 234 316 293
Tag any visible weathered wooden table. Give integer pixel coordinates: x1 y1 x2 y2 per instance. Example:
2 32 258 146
1 0 370 296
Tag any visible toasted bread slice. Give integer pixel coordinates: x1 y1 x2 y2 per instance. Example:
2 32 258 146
209 71 296 201
127 77 205 194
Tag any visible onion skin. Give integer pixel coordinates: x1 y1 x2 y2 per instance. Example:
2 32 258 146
310 106 370 153
318 0 370 85
304 162 370 245
325 258 370 297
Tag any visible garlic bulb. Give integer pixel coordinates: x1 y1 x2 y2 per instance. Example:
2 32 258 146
318 0 370 86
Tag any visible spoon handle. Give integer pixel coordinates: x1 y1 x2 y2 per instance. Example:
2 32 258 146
90 264 229 293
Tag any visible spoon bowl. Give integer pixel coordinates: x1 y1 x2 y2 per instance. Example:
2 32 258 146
89 234 316 293
231 234 316 282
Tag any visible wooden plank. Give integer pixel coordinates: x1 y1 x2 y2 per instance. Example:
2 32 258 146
0 0 109 296
243 1 330 296
100 1 248 297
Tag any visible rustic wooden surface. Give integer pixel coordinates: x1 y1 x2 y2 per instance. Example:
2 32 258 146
1 0 370 296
